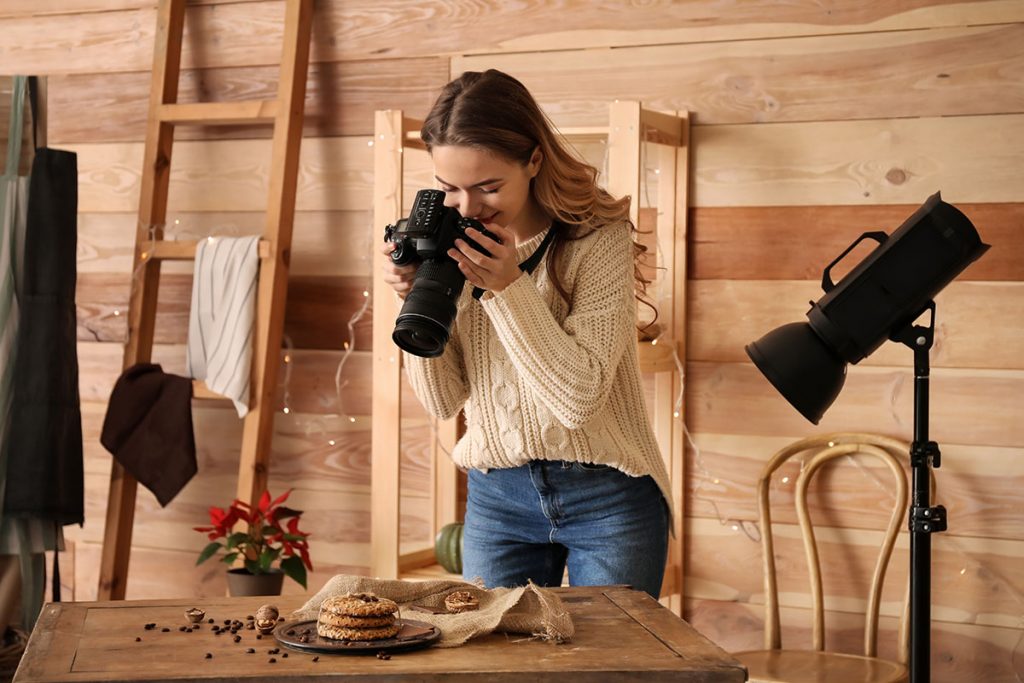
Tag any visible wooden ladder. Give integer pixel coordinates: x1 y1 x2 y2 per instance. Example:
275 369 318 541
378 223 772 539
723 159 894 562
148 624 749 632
97 0 313 600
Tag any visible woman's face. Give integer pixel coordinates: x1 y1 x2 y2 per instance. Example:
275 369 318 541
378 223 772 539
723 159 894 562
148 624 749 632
431 144 543 240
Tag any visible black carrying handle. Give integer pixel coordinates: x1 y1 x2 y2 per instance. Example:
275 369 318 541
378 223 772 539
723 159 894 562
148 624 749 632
821 231 888 293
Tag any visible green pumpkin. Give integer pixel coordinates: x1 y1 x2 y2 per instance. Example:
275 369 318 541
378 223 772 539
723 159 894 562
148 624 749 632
434 522 464 574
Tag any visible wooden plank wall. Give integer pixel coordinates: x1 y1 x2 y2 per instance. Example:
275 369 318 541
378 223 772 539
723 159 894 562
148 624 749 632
2 2 1022 680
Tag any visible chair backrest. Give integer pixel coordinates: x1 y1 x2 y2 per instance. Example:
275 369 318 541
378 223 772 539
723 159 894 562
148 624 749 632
757 433 914 662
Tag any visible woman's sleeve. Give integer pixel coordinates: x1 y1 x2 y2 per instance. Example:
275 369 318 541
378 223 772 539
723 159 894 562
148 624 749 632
402 328 469 420
480 224 634 429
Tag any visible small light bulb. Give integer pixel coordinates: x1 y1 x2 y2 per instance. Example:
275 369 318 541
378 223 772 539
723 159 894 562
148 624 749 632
672 411 679 418
349 416 356 423
284 355 291 363
367 140 374 147
828 441 835 447
651 338 658 345
140 252 149 260
362 290 369 297
960 568 967 576
174 218 180 225
328 439 336 446
731 524 739 531
343 341 350 350
782 476 790 484
207 236 216 244
113 310 121 316
654 168 661 175
282 407 290 414
713 478 720 485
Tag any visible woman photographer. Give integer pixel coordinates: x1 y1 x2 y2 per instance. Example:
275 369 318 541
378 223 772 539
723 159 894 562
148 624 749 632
379 69 671 598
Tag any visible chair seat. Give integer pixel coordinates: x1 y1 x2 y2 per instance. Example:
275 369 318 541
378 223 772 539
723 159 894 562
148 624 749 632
735 649 908 683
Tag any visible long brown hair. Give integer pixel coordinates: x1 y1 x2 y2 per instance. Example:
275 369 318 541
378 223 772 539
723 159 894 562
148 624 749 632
420 69 654 324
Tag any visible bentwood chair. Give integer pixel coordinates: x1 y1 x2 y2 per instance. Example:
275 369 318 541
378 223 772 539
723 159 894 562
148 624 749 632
734 433 916 683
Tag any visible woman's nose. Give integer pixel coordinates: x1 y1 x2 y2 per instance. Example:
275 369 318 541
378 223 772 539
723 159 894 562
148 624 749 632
454 195 479 219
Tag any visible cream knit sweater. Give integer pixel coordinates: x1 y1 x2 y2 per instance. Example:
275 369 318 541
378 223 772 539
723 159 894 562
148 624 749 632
403 220 672 517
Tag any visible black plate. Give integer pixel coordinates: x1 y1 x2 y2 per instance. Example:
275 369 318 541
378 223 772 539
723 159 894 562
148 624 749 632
274 619 441 655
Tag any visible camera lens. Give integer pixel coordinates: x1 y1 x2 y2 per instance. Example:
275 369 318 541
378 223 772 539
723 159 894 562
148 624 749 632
392 260 465 358
393 317 450 358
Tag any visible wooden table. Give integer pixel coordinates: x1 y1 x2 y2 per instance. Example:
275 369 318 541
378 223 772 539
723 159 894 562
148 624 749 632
15 586 747 682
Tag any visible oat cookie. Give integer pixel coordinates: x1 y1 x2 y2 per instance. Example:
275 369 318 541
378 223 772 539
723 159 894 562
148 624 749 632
316 622 401 641
319 592 398 618
444 590 480 613
317 612 396 629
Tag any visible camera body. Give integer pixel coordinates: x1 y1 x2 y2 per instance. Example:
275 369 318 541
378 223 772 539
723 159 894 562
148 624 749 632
384 189 494 267
384 189 499 358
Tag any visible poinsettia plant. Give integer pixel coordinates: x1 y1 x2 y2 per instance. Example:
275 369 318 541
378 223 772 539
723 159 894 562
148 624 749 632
194 489 313 589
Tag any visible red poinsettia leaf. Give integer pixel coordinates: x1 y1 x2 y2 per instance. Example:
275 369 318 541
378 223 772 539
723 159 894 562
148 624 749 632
208 506 227 525
268 489 292 510
257 490 272 514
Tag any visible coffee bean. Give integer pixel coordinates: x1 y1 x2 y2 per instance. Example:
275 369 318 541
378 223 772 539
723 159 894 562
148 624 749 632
135 637 141 642
162 628 171 633
246 615 254 620
256 634 262 640
207 618 215 624
268 657 276 663
282 653 288 658
204 653 212 659
233 635 241 643
312 656 319 662
246 648 255 654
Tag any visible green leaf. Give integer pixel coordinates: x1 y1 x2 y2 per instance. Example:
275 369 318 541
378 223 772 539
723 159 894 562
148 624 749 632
225 532 249 550
196 542 222 565
221 552 239 565
280 555 307 589
243 559 263 575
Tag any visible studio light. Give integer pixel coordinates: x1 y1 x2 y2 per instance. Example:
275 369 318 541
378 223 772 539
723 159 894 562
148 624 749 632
745 191 990 683
746 192 989 425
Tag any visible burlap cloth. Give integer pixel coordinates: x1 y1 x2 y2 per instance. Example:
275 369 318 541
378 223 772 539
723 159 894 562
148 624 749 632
291 575 574 647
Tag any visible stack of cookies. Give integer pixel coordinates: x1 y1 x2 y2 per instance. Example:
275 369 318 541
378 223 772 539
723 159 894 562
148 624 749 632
316 592 400 641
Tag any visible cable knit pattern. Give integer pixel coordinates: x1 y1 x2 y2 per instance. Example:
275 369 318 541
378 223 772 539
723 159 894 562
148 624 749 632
403 221 673 520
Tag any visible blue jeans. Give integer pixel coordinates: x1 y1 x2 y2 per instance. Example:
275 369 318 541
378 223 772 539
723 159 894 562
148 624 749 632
462 460 669 598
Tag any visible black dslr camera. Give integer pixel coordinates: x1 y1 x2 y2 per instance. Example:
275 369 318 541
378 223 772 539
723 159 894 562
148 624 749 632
385 189 498 358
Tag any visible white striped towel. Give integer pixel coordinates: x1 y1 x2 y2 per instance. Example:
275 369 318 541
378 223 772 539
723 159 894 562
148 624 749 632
186 235 260 417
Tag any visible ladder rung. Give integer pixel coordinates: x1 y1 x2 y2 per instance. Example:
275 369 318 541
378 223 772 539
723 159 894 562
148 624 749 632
142 239 272 261
192 380 227 400
159 101 279 126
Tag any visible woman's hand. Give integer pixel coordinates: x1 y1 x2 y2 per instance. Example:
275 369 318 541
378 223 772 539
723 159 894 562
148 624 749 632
448 223 521 294
380 241 418 300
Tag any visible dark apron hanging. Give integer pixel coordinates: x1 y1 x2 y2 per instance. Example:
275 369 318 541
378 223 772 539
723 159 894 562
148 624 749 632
2 76 84 528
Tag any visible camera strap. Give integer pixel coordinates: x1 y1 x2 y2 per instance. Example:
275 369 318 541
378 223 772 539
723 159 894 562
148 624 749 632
472 224 556 300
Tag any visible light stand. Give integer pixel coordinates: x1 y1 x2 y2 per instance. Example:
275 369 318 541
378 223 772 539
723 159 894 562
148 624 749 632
744 192 989 682
891 303 946 683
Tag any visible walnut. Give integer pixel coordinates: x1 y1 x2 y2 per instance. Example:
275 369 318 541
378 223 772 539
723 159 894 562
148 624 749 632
184 608 206 624
255 604 279 634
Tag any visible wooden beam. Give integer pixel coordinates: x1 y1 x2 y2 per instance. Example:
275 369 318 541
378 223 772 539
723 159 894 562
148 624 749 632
371 109 406 579
159 100 278 126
